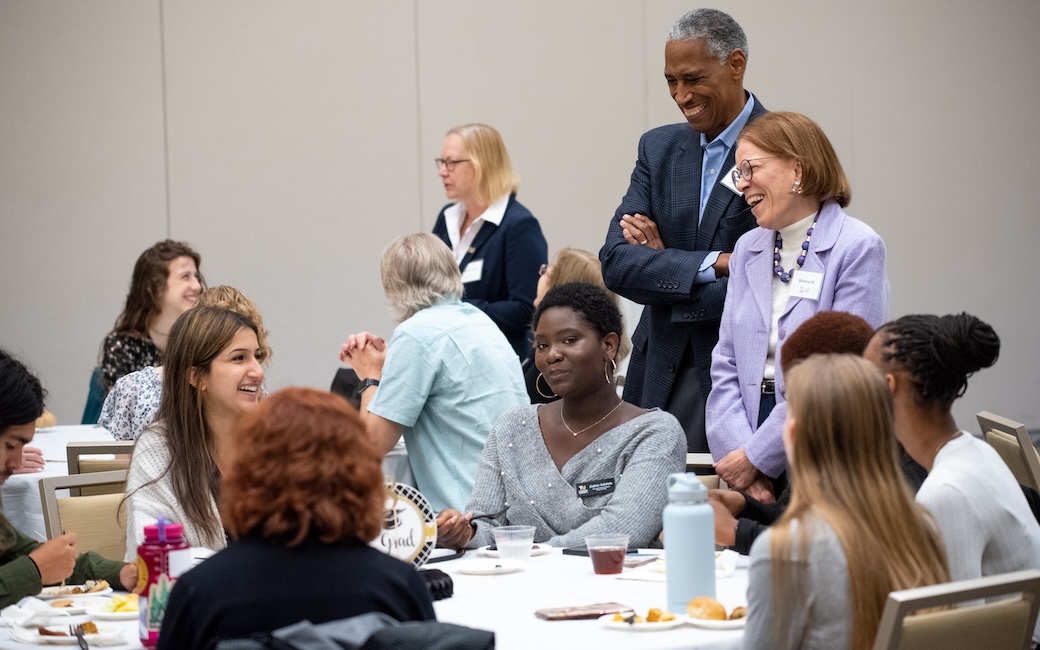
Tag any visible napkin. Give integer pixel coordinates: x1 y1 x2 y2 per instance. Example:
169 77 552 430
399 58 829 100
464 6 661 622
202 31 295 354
11 624 127 646
1 598 69 627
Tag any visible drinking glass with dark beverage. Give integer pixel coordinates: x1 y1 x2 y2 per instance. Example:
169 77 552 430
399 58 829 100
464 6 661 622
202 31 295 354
585 534 629 574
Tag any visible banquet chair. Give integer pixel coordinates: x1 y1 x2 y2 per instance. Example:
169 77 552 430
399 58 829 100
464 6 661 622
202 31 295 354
872 569 1040 650
67 440 134 496
978 411 1040 493
39 470 128 560
686 453 720 489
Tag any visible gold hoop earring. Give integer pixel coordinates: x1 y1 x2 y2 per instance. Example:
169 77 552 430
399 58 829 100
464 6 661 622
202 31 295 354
604 358 618 384
536 373 558 399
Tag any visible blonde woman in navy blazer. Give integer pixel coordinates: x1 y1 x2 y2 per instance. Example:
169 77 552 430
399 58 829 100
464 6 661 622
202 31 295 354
706 113 889 502
432 123 547 357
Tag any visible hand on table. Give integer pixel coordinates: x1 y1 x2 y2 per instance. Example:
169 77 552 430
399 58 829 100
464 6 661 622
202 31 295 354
339 332 387 379
620 214 663 250
708 495 739 547
14 447 45 474
714 448 760 491
436 508 474 550
29 533 78 585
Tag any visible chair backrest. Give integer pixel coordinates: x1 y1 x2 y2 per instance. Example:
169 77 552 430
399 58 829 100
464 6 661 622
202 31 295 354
873 569 1040 650
81 367 106 425
67 440 134 496
978 411 1040 493
39 470 128 560
685 453 720 489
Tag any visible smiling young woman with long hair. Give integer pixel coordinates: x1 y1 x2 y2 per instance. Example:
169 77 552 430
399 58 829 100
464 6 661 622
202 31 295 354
122 306 265 559
437 282 685 550
743 354 948 649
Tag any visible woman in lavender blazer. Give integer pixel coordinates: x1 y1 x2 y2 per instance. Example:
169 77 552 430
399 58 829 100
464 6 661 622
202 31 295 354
706 113 889 502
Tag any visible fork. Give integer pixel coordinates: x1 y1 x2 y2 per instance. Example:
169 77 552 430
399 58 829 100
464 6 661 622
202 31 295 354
68 623 89 650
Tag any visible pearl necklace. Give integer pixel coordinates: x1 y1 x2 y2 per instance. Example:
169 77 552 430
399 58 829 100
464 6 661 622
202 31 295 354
561 400 623 437
773 212 820 283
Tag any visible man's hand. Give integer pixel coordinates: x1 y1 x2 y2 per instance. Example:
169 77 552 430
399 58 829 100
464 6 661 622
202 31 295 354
435 509 474 550
29 533 78 585
709 495 738 547
620 214 664 250
339 332 387 380
118 562 138 592
712 252 732 277
714 448 760 491
14 447 45 474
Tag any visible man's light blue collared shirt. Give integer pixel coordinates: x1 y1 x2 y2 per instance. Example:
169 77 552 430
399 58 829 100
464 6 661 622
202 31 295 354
694 93 756 284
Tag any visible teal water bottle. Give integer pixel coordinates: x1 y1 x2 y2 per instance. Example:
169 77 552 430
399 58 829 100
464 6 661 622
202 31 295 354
663 473 715 615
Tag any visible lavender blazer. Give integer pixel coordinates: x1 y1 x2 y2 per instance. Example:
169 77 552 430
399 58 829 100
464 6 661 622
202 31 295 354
706 200 889 477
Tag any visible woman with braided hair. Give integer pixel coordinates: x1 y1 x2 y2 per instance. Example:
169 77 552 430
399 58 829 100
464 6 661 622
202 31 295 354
865 312 1040 646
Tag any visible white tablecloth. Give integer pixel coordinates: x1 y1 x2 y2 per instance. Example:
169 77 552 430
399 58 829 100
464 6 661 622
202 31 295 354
0 549 746 649
432 548 746 650
1 425 118 542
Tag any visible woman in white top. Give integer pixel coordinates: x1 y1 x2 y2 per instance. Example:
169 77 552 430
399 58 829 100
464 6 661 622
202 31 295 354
744 354 948 650
865 312 1040 644
122 306 265 560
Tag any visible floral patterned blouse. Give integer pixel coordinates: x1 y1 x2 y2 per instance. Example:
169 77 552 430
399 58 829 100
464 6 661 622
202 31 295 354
100 331 160 392
98 366 162 441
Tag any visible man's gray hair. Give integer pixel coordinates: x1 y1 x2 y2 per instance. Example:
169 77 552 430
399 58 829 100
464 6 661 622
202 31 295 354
667 8 748 64
380 233 464 322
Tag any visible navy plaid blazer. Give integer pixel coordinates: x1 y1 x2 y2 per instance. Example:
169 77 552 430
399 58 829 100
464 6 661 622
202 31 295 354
600 99 767 410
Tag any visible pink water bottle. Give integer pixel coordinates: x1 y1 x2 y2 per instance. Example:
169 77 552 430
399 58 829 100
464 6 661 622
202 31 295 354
136 518 191 648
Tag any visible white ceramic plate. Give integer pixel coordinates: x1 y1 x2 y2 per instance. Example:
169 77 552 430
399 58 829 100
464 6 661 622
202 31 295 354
455 559 524 575
86 603 138 620
37 585 112 600
43 597 109 615
685 615 746 630
478 543 552 558
651 551 737 578
598 613 684 631
12 626 114 645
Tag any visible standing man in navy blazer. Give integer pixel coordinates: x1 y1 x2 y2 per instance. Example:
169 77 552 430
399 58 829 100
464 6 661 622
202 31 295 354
600 9 764 452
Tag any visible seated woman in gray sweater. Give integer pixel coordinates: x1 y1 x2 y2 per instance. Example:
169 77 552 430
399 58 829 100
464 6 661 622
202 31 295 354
438 283 686 550
743 355 948 650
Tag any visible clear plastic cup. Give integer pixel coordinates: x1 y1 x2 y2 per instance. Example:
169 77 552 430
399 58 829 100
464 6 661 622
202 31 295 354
585 534 629 574
493 525 536 562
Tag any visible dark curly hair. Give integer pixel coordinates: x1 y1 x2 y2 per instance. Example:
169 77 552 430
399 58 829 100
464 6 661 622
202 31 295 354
779 311 874 376
532 282 623 347
874 313 1000 411
221 387 384 547
0 349 46 433
113 239 205 337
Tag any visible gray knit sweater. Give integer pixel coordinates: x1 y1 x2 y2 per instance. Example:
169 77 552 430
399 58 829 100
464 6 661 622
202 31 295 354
465 405 685 549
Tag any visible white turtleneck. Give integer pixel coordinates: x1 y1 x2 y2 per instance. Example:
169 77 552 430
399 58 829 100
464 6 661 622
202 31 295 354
764 212 818 380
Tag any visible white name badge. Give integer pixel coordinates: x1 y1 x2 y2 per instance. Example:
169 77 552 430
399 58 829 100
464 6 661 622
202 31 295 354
791 270 823 301
719 165 743 196
460 259 483 284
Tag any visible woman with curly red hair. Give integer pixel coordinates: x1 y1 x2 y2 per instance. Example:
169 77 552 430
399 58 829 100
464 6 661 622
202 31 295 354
157 387 435 649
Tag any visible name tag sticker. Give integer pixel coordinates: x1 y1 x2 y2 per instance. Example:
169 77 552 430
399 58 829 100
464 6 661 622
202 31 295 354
576 478 616 499
719 166 743 196
460 259 483 284
791 270 823 301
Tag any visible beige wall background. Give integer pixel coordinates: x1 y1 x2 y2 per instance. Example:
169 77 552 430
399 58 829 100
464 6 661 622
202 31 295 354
2 0 1038 432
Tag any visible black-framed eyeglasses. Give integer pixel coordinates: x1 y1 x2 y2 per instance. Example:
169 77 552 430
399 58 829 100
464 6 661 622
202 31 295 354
731 157 780 185
434 158 471 172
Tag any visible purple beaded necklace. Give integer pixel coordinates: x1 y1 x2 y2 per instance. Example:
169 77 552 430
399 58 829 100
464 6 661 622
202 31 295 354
773 212 820 283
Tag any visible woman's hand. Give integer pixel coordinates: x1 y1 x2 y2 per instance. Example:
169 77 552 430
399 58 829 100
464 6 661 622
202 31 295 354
14 447 45 474
118 562 139 593
435 509 474 550
708 488 747 517
708 495 738 547
620 214 664 250
714 448 760 491
744 475 776 504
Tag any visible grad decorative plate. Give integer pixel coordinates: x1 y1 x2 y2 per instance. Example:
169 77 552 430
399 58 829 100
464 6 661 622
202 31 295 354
370 481 438 567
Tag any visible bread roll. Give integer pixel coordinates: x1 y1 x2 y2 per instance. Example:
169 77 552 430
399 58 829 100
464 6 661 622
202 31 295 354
687 596 727 620
729 606 747 620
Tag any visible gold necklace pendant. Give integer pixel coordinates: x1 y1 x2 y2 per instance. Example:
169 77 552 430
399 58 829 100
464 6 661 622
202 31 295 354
561 400 624 436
